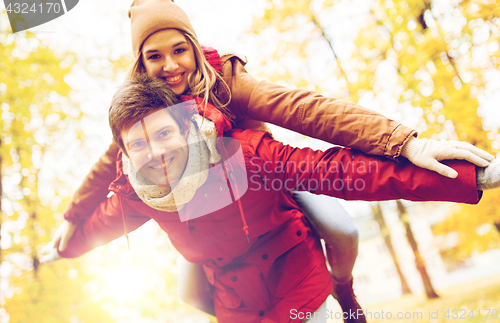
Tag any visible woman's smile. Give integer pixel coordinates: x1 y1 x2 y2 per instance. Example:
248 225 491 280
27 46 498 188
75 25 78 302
163 73 185 86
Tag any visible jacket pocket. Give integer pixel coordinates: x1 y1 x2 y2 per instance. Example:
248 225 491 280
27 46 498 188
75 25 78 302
265 240 317 299
213 282 243 310
215 263 270 310
244 217 315 300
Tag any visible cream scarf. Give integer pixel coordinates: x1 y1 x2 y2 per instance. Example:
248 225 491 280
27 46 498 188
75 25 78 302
122 114 221 212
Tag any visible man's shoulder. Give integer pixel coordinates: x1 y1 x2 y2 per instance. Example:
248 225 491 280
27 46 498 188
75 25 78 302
225 129 270 154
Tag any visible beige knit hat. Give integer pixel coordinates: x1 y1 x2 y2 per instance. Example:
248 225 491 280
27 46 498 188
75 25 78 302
129 0 197 57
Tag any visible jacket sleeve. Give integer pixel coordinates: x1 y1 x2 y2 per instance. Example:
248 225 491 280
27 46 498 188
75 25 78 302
58 193 151 258
249 133 481 204
63 142 119 224
221 55 417 159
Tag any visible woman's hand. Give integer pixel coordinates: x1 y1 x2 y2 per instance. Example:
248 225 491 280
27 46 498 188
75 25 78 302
39 220 77 264
401 137 494 178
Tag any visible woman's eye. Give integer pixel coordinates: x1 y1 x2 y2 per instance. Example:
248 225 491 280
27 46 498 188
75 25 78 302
174 48 186 54
147 54 160 60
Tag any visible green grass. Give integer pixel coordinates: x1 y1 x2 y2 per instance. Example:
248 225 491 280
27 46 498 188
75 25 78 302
364 274 500 322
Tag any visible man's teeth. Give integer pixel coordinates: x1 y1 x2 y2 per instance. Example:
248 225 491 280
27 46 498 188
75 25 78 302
152 158 172 169
166 75 181 82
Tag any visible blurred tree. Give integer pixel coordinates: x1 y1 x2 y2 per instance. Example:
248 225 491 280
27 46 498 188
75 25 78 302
248 0 500 267
433 192 500 262
372 202 412 295
1 138 3 267
0 13 113 322
396 200 439 299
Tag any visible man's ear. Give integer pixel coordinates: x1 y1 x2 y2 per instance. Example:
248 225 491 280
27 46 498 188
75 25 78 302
121 148 130 158
115 138 129 158
182 120 190 139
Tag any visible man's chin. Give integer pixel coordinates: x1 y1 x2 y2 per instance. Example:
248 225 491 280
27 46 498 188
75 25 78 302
152 178 180 189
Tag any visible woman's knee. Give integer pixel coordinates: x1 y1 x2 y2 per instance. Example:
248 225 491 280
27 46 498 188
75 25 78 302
176 256 208 302
293 191 359 247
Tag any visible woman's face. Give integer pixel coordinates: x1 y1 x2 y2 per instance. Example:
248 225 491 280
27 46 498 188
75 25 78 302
142 29 197 96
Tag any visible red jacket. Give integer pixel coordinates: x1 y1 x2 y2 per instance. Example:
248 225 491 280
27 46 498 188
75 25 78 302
60 121 480 322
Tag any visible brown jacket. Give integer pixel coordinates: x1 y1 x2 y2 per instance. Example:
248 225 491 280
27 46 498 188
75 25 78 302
64 54 416 223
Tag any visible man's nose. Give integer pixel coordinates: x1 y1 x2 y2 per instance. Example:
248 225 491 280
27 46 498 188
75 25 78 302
148 141 166 159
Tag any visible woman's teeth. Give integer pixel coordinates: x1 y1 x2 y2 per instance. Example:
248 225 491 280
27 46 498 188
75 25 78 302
166 74 182 82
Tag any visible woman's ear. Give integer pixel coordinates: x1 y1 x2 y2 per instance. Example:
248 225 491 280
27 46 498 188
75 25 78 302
138 54 146 73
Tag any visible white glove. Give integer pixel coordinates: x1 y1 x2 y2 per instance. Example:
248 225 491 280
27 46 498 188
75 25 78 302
401 137 494 178
39 243 62 264
39 220 77 264
477 158 500 190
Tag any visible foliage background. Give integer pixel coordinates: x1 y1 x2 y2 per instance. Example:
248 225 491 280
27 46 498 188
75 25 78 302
1 0 499 322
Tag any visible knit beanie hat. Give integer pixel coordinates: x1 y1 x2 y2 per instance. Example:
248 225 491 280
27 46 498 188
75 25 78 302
129 0 197 57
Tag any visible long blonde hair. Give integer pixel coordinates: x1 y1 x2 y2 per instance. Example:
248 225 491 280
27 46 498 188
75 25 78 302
128 29 233 122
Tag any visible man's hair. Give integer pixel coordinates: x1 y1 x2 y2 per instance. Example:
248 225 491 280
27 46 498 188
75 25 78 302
109 73 191 155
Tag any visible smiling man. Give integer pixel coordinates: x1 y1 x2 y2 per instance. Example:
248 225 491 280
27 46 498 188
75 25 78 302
122 105 190 187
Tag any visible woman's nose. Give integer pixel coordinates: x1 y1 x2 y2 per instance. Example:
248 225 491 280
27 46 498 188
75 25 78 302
163 56 178 72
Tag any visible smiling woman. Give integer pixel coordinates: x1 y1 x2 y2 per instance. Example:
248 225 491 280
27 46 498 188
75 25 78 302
141 29 197 96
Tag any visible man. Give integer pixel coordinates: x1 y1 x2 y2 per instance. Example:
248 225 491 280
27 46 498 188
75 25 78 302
41 74 499 323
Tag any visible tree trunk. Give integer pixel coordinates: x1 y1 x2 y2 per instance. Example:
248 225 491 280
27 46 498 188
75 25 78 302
494 222 500 234
17 144 40 278
309 5 349 99
396 200 439 299
309 11 347 78
372 203 412 295
30 210 39 278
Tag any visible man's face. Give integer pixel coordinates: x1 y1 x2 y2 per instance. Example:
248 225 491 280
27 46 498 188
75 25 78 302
122 108 189 186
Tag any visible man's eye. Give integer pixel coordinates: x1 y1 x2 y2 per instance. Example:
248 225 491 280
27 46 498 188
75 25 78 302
159 130 170 138
131 141 146 149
